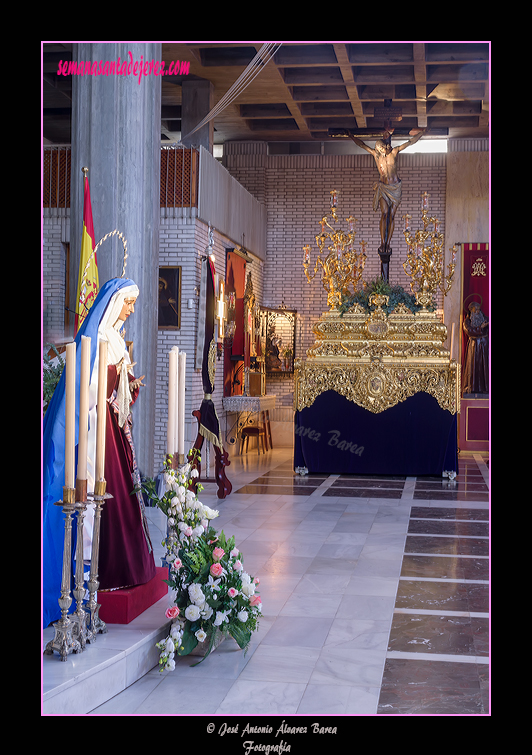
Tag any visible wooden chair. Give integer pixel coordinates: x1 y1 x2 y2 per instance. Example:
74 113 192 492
240 410 274 455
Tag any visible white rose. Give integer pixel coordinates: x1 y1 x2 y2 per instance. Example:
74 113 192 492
188 583 205 605
165 637 175 654
185 604 201 621
240 572 251 584
237 610 249 623
195 628 207 642
214 610 229 626
240 581 255 597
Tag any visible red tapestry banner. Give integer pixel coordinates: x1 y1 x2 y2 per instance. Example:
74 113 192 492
461 243 489 394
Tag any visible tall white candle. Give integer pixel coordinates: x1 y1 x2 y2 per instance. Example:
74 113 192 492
77 336 90 481
172 347 180 455
95 340 108 481
167 349 177 456
178 351 186 457
64 342 76 489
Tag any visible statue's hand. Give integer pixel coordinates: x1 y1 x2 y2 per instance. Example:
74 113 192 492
130 375 146 391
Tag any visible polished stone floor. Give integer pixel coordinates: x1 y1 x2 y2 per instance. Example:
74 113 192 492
88 446 489 716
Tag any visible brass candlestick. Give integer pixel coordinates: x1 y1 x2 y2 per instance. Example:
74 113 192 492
402 192 456 308
44 487 82 661
70 478 93 649
85 478 112 637
303 190 367 309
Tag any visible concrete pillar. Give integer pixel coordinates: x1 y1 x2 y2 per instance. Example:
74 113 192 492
180 79 214 153
70 42 161 477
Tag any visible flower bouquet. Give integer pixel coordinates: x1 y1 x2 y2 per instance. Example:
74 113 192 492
139 452 262 670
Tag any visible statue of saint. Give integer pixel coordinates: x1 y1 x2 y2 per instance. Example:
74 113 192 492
346 128 426 276
43 278 156 628
462 301 489 395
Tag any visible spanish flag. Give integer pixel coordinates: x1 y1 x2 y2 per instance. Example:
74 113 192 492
74 173 99 334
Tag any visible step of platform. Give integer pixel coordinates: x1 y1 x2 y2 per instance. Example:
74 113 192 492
42 590 172 715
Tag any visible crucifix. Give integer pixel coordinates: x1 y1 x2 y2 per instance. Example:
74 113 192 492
329 101 427 281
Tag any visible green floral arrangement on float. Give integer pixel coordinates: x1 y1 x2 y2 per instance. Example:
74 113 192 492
138 453 262 670
338 277 435 316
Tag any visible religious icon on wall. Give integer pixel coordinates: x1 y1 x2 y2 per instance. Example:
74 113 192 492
158 266 181 329
462 299 489 396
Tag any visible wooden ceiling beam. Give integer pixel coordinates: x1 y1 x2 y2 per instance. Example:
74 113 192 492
413 43 427 129
333 44 366 129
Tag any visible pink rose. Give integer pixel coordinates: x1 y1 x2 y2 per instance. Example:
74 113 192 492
210 563 223 577
212 547 225 562
227 587 238 598
233 560 243 572
165 605 180 619
173 558 182 570
249 595 262 608
184 526 193 537
254 577 260 585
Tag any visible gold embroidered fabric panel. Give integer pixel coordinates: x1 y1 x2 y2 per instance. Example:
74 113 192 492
294 359 460 415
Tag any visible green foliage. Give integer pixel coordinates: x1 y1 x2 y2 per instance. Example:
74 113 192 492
43 345 65 414
338 277 434 316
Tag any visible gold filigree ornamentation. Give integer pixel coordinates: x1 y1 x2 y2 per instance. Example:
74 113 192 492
294 359 460 415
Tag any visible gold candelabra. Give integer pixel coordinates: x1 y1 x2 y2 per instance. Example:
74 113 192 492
402 192 457 308
303 190 367 309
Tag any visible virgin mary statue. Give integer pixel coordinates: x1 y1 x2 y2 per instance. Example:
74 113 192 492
43 278 156 628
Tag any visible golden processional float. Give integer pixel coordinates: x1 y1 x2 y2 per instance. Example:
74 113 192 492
295 190 459 418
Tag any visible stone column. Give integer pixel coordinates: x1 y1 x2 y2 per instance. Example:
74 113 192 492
70 42 161 477
180 79 214 153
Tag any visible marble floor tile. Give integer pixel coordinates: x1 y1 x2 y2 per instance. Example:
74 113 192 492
337 593 396 622
325 618 391 652
401 554 489 581
377 658 489 714
136 675 236 715
411 505 489 521
395 580 489 613
310 646 385 688
408 519 489 536
279 591 343 618
388 613 489 656
405 535 489 556
215 679 307 715
261 615 334 648
331 478 406 489
297 682 381 715
292 573 352 595
325 487 403 499
238 644 320 684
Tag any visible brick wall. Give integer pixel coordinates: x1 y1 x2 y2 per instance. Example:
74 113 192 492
42 210 70 345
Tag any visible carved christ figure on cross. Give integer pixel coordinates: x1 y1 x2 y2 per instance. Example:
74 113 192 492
346 127 426 259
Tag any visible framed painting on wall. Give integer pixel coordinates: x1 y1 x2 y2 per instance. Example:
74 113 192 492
158 266 181 329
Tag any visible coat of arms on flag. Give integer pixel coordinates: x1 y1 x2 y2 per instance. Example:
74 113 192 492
75 168 99 334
